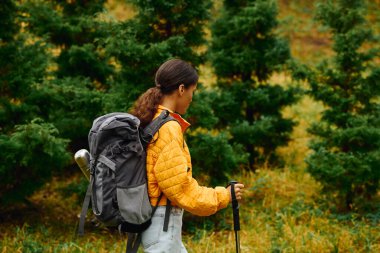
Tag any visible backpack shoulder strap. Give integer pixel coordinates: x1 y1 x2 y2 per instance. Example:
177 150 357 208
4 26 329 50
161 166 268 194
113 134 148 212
140 110 177 147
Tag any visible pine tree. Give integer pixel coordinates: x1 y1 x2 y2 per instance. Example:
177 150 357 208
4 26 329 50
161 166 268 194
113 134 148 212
306 0 380 210
128 0 211 64
24 0 112 83
23 0 109 147
104 0 212 111
209 0 299 169
0 0 70 203
0 1 47 131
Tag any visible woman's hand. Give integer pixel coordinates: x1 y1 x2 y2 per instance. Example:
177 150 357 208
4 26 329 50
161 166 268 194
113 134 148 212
226 183 245 202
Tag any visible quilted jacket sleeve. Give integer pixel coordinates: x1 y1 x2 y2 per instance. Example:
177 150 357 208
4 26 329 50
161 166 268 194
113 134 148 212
153 124 230 216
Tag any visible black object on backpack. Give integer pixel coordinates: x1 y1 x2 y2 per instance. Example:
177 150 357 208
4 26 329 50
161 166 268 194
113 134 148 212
78 110 175 253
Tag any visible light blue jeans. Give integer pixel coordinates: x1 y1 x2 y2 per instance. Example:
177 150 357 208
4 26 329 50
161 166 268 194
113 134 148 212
141 206 187 253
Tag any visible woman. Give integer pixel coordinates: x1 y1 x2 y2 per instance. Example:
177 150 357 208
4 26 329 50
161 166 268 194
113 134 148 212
130 59 245 253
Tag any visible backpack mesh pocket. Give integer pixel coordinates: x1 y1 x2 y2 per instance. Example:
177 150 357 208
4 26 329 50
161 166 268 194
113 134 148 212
117 183 152 224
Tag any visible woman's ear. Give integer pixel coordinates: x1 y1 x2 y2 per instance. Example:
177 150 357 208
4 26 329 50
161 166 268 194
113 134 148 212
178 84 185 96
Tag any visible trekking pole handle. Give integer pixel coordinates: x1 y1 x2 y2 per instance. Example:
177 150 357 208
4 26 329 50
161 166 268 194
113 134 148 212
229 180 240 231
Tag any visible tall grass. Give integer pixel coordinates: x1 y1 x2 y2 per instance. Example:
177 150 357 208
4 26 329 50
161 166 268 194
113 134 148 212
1 168 380 252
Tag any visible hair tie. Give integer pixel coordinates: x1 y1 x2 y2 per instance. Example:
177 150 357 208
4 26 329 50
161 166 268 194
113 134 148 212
155 84 163 92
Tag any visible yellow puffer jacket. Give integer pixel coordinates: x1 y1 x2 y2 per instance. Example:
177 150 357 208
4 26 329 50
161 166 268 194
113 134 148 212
146 105 230 216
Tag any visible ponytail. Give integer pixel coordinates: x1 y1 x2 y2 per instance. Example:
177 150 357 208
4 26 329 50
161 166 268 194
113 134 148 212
129 87 163 128
130 58 198 128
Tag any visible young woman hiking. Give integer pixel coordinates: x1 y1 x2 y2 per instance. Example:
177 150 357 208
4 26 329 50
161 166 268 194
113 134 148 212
130 58 245 253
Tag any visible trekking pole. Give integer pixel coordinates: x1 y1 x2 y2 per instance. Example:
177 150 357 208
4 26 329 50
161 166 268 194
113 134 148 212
230 180 241 253
74 149 92 236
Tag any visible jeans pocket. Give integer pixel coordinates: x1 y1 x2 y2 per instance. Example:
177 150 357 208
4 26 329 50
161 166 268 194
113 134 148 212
171 213 182 241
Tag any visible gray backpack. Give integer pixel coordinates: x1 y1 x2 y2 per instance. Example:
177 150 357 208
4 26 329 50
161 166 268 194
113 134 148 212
78 110 175 252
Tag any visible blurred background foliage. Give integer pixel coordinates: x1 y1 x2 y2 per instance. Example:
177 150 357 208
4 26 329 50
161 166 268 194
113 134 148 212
0 0 380 252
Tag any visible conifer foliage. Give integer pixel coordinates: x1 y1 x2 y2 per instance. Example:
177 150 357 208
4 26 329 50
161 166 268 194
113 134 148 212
306 0 380 210
209 0 299 169
25 0 111 83
23 0 108 143
104 0 212 111
0 0 71 203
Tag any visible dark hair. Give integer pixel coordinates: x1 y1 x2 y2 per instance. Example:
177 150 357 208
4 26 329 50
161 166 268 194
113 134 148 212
130 59 198 128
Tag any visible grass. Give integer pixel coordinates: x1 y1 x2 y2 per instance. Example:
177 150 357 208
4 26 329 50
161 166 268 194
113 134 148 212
1 168 380 252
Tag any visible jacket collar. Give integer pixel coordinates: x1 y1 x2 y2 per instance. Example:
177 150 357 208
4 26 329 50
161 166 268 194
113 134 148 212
157 105 191 133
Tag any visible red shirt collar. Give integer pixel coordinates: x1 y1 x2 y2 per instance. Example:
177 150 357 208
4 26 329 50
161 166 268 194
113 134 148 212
157 105 191 133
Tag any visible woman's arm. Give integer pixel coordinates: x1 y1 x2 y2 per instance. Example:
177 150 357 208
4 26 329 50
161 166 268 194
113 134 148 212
153 127 230 216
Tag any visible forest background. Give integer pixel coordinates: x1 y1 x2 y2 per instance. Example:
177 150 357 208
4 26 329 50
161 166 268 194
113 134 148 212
1 0 380 252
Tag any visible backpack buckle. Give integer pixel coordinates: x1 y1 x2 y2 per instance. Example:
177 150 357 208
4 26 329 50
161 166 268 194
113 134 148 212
113 147 121 154
162 110 169 118
111 145 126 155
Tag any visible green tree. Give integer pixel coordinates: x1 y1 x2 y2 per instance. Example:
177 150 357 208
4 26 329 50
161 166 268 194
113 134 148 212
0 0 71 203
104 0 212 111
22 0 109 147
24 0 112 84
306 0 380 210
184 86 249 185
0 1 47 131
209 0 299 169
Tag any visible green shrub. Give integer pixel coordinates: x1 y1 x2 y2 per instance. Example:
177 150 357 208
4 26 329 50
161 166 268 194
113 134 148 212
0 119 71 203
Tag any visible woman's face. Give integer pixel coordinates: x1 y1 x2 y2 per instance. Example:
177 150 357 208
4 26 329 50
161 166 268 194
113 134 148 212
175 83 197 115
